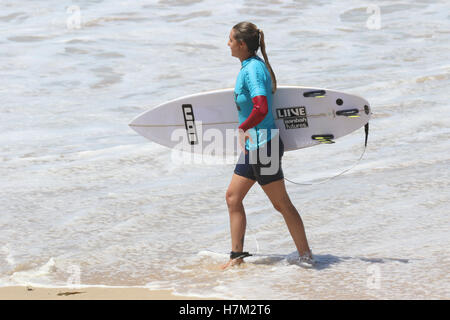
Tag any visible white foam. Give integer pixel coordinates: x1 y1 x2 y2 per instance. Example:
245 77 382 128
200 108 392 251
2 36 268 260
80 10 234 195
0 245 15 266
4 258 58 287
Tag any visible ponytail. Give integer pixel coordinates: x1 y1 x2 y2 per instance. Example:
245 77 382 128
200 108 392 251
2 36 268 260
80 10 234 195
258 29 277 94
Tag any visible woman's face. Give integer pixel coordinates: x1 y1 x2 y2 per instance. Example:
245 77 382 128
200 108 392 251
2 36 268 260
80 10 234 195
228 29 247 60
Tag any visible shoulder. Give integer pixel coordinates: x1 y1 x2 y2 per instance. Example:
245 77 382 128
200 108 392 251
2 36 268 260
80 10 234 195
243 57 267 80
246 57 266 72
243 58 269 96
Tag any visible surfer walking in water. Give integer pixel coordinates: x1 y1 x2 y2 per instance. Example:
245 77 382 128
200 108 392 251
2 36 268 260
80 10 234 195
222 22 314 270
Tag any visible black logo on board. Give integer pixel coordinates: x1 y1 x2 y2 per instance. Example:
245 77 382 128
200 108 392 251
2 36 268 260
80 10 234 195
276 106 309 129
182 104 198 145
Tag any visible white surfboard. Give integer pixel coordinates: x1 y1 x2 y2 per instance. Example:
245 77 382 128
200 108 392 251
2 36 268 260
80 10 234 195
129 86 371 155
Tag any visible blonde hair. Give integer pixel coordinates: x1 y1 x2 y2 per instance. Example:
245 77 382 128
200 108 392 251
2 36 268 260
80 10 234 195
232 21 277 93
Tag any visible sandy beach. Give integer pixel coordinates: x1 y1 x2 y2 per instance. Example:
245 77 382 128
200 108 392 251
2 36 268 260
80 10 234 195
0 286 213 300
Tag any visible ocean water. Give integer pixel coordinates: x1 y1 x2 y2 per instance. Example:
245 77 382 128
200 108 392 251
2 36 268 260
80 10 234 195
1 0 449 299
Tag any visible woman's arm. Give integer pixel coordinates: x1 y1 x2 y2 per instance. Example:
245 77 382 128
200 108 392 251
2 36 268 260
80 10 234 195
238 95 268 132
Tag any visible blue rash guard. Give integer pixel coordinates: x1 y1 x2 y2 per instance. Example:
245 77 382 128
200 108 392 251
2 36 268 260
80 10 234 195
234 55 277 151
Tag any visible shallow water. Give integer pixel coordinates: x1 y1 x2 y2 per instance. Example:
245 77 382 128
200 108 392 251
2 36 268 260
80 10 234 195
1 0 449 299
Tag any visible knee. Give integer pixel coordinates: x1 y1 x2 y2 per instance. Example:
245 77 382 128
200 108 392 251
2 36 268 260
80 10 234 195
272 200 295 214
272 202 285 213
225 191 242 210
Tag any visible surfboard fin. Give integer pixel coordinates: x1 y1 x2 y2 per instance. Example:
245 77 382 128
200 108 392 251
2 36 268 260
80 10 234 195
364 122 369 147
312 134 335 144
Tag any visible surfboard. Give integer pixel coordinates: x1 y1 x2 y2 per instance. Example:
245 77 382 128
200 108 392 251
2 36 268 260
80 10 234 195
129 86 371 155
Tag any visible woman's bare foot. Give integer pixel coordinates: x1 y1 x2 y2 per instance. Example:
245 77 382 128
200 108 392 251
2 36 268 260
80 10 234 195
220 258 244 270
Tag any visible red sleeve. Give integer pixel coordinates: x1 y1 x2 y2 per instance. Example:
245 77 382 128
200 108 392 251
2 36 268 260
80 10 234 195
238 95 268 132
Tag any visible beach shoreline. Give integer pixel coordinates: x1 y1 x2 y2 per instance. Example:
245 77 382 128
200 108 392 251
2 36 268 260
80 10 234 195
0 286 217 300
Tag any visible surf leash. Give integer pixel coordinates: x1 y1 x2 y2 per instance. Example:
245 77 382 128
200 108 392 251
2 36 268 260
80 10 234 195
285 123 369 186
230 251 253 260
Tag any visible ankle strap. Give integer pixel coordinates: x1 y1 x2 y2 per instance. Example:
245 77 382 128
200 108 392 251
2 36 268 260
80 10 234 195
230 251 252 260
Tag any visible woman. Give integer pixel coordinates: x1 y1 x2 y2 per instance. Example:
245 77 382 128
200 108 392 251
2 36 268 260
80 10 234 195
222 22 314 269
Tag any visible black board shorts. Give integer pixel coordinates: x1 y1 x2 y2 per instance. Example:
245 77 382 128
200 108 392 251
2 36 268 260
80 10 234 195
234 136 284 186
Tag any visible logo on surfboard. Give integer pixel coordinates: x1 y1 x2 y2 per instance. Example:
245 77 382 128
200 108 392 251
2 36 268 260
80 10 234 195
276 106 309 129
182 104 198 145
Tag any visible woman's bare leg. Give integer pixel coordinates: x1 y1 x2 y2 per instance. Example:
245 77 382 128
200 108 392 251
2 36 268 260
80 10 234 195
261 178 311 256
222 174 256 269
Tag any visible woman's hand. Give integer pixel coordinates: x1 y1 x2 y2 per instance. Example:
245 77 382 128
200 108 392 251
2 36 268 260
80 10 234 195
238 129 253 154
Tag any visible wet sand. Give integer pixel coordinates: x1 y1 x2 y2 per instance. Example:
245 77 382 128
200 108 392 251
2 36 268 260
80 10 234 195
0 286 215 300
